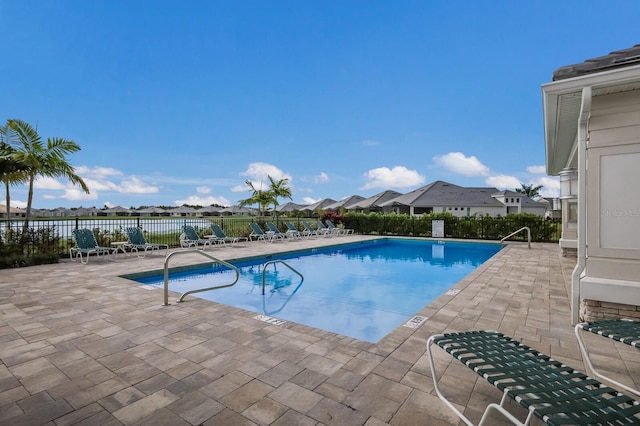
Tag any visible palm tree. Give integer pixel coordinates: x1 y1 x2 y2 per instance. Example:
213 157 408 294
238 179 273 218
7 119 89 240
0 122 29 226
516 183 543 199
268 175 292 222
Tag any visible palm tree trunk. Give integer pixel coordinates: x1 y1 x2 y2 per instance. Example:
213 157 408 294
3 179 9 230
20 175 34 246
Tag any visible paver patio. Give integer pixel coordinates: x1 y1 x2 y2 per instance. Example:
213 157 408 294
1 236 638 425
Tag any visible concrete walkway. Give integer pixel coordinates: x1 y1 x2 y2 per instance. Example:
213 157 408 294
0 236 637 425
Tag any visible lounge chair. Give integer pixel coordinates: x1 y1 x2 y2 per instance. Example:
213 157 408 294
575 318 640 397
325 219 353 235
125 227 168 257
301 221 319 238
317 220 337 236
181 225 215 250
210 223 241 246
70 228 115 264
249 222 272 242
266 222 289 240
427 330 640 425
284 222 304 239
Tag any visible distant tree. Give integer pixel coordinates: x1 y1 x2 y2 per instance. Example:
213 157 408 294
268 175 292 222
7 119 89 241
238 180 273 218
516 183 543 199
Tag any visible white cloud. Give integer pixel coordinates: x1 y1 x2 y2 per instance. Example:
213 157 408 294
527 165 546 174
33 176 68 190
433 152 490 176
62 188 98 201
532 176 560 198
485 175 522 189
119 177 159 194
230 184 248 193
314 172 329 184
362 140 380 147
242 162 291 182
75 166 123 178
302 196 320 204
360 166 425 190
174 195 231 207
237 162 292 193
197 186 211 194
1 199 27 208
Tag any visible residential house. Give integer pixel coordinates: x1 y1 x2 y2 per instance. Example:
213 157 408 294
170 206 198 217
299 198 337 215
0 204 26 218
137 207 169 216
542 44 640 322
324 195 365 211
379 181 542 217
102 206 132 216
350 190 402 213
275 202 308 213
491 190 547 216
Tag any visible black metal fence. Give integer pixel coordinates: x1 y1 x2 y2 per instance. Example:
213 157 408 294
0 214 561 267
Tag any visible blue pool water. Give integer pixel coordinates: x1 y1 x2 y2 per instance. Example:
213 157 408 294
133 239 501 342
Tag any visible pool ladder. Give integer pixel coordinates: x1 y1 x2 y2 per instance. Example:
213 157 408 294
162 250 240 305
261 260 304 295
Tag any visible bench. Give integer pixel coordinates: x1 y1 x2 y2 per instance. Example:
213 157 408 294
575 318 640 398
427 330 640 425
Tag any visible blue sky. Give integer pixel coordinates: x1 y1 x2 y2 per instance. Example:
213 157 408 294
3 1 639 209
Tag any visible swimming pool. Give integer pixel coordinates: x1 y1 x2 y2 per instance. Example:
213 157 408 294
132 239 501 343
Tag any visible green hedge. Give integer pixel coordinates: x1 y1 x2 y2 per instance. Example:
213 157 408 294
343 212 561 242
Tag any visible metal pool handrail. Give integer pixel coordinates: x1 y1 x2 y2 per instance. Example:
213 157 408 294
262 260 304 295
162 250 240 305
500 226 531 249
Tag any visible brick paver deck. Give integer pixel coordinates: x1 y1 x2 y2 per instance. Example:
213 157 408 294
1 236 637 425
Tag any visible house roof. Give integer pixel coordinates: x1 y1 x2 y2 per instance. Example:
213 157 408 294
302 198 337 211
542 45 640 175
171 206 197 213
324 195 365 210
380 181 504 208
0 204 26 213
491 190 545 207
104 206 131 213
137 206 167 213
350 190 403 209
275 202 308 212
553 44 640 81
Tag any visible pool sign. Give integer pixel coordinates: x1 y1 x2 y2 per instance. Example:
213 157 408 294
404 315 427 329
254 314 287 326
432 220 445 238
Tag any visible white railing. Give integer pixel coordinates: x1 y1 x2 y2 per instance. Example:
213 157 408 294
500 227 531 249
162 250 240 305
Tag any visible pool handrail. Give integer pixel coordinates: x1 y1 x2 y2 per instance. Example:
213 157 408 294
162 249 240 305
500 226 531 249
261 259 304 295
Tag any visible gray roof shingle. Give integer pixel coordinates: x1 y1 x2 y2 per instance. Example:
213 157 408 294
380 181 504 207
553 44 640 81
